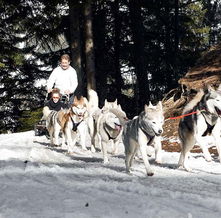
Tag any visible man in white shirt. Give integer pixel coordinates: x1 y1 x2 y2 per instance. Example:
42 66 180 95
47 54 78 105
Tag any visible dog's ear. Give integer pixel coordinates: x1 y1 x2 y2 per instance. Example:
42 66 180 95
82 97 89 108
206 85 215 92
118 104 122 111
83 96 88 102
217 84 221 92
80 96 85 103
114 99 118 105
144 104 149 112
156 101 163 110
104 99 108 107
148 101 155 109
73 96 78 104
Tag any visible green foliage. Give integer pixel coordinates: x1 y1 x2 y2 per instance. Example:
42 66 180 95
0 0 69 132
184 1 210 47
12 53 24 66
18 108 43 132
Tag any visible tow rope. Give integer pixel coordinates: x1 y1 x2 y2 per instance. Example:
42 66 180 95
167 111 199 120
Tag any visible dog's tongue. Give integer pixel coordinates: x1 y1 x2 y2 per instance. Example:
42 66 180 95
115 124 122 131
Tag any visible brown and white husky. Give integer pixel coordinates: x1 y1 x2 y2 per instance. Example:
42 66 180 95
44 96 88 153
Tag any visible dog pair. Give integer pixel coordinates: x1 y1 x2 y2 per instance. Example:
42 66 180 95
85 90 165 174
43 96 87 153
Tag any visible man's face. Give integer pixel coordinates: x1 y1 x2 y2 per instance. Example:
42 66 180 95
60 59 70 70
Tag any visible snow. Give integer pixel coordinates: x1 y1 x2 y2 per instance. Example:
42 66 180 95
0 131 221 218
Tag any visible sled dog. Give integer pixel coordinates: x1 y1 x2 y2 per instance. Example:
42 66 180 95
178 85 221 171
122 101 164 176
91 99 127 163
96 108 122 163
44 96 87 152
84 89 101 152
102 99 128 155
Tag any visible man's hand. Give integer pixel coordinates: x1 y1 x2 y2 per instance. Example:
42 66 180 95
64 90 71 95
48 89 53 93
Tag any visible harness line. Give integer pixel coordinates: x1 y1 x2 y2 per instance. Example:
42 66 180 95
167 111 199 120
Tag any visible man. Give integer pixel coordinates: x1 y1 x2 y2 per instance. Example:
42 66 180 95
47 54 78 105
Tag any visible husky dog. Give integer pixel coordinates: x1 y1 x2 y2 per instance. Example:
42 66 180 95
123 102 164 176
178 86 221 171
96 108 122 163
44 96 87 152
84 89 101 152
91 99 127 163
102 99 128 155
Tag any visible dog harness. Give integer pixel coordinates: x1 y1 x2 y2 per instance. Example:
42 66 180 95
103 123 122 140
201 111 218 136
70 117 82 132
138 123 156 145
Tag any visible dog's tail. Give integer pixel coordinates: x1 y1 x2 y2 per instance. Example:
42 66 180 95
88 89 99 110
182 89 204 114
108 107 128 126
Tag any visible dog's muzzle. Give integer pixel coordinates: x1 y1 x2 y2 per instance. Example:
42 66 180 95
77 111 85 119
155 129 163 136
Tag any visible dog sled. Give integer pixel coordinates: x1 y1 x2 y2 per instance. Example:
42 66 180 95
34 93 70 137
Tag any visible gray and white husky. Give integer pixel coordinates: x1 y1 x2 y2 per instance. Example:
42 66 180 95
95 100 128 163
178 85 221 171
123 102 164 176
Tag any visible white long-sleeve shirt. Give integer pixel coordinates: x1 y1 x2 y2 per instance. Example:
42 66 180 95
47 66 78 95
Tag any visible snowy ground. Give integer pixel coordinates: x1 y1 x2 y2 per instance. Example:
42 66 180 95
0 131 221 218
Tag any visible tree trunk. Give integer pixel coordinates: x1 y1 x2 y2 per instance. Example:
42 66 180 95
68 0 82 96
129 0 149 109
164 2 174 90
174 0 179 54
113 0 124 99
93 2 107 104
84 0 96 92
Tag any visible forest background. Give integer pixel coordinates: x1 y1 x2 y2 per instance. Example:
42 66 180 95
0 0 221 132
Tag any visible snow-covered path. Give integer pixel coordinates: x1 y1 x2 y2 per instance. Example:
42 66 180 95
0 131 221 218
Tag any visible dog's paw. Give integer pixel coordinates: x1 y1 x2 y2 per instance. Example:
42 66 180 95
90 145 96 153
147 172 154 176
80 146 88 151
67 148 74 154
126 170 132 175
103 157 109 164
111 150 118 155
61 144 67 150
155 158 162 164
205 156 212 162
183 164 192 172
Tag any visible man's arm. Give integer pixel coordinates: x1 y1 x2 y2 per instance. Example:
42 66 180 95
47 69 57 93
69 68 78 94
